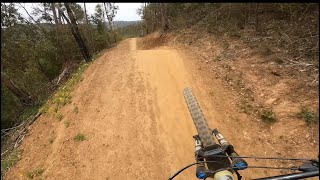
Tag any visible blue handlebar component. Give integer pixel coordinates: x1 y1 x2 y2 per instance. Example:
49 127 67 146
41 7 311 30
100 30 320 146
196 164 208 179
196 171 207 179
233 161 248 170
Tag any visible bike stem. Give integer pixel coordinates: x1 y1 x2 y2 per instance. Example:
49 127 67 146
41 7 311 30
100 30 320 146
192 130 248 179
212 129 248 170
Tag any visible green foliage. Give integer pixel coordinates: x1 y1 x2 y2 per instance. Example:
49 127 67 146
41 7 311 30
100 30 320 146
37 57 62 81
256 44 273 57
55 111 63 121
39 101 49 114
275 3 309 14
221 40 229 50
228 30 243 38
139 3 318 66
261 109 277 124
34 3 54 23
39 62 89 118
1 3 24 27
54 106 59 113
69 3 85 22
1 85 24 129
117 22 143 38
1 3 119 131
91 4 104 28
20 102 44 121
73 106 79 114
74 133 87 141
48 137 55 144
64 121 70 128
26 168 45 179
214 55 224 62
1 150 21 175
94 33 111 51
298 107 318 127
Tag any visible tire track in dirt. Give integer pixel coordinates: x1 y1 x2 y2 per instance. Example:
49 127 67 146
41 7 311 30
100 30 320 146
136 43 199 179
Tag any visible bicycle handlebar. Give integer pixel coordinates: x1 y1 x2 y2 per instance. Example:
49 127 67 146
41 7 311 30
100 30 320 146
253 170 319 180
191 128 319 180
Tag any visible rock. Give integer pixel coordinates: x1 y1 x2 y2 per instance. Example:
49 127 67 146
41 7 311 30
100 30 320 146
266 98 277 104
306 133 310 138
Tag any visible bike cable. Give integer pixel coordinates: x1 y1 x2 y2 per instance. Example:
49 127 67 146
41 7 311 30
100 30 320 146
168 161 230 180
196 155 315 161
168 161 302 180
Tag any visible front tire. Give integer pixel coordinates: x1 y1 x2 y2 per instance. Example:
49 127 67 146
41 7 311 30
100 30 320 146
183 87 215 148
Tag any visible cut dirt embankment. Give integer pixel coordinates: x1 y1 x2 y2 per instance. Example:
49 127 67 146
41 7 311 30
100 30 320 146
140 30 319 142
139 30 319 175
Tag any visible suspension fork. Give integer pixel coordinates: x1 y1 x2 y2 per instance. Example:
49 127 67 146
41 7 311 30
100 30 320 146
193 135 210 179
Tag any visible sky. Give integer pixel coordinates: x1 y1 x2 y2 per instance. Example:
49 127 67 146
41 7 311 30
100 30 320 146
17 3 143 22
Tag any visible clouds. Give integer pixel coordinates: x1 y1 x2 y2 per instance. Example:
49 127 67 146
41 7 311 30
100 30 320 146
84 3 142 21
114 3 143 21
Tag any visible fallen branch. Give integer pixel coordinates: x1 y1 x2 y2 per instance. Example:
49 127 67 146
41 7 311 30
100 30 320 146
299 4 310 22
1 111 42 157
25 111 42 127
282 56 315 67
1 121 26 133
271 71 281 76
55 67 69 85
1 149 10 157
310 73 319 86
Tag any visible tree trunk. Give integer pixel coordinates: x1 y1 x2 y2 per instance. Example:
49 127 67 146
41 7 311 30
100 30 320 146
228 3 231 20
160 3 168 31
50 4 68 64
84 3 89 25
61 3 92 62
1 72 33 105
144 3 148 34
244 4 248 27
103 3 107 30
104 3 117 43
160 3 165 31
19 3 50 37
255 3 259 32
248 4 251 24
153 5 157 31
51 3 59 25
36 60 54 85
56 3 62 24
103 3 110 31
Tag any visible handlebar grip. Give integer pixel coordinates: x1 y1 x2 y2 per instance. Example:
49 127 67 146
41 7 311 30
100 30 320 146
196 164 208 179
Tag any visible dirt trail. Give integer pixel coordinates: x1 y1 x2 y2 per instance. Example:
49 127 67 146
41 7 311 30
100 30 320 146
5 38 317 180
6 38 199 180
